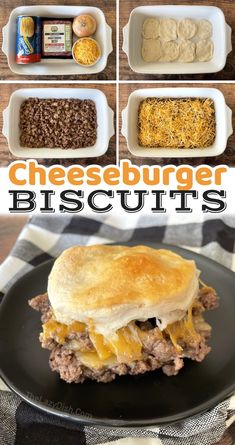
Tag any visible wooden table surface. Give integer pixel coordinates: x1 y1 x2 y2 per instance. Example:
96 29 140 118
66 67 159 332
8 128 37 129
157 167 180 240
120 0 235 81
0 216 27 263
0 82 116 167
119 82 235 166
0 0 116 81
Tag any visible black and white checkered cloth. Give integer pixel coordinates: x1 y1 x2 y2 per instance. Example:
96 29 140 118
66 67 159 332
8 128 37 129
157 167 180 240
0 214 234 445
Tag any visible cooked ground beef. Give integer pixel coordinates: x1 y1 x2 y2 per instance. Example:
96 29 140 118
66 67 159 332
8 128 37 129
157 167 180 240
20 98 97 149
198 286 219 310
29 286 218 383
29 293 52 323
50 346 115 383
67 331 94 350
162 357 184 376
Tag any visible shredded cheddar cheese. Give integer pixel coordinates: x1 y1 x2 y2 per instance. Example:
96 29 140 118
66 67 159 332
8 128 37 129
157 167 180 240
107 323 142 363
73 38 100 66
138 98 216 149
89 328 113 361
42 319 86 344
164 305 199 353
42 284 217 368
42 313 198 366
78 325 143 369
77 351 115 369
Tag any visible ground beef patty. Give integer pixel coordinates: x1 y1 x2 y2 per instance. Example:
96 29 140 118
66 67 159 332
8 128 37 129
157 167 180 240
29 287 218 383
20 98 97 149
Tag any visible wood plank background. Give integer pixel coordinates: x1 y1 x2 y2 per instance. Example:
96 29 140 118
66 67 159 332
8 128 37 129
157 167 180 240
0 0 116 80
120 0 235 81
0 216 27 263
0 83 116 167
119 82 235 166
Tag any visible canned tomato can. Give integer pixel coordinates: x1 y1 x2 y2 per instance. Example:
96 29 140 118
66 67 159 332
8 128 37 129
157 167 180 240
16 16 42 64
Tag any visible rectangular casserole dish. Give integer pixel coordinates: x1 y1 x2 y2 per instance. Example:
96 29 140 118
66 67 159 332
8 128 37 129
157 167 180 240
2 5 113 76
121 88 233 158
122 5 232 75
2 88 114 158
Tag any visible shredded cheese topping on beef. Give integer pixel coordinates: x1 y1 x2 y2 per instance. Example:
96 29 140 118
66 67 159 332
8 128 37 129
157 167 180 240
41 305 199 369
138 97 216 149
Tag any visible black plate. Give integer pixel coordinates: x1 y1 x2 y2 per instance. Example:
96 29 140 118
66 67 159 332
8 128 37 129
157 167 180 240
0 242 235 427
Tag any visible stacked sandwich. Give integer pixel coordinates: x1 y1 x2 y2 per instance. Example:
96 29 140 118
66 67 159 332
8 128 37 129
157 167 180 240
29 245 218 383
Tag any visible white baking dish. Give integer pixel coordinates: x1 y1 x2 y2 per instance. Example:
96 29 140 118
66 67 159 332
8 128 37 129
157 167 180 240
2 88 114 158
2 5 113 76
121 88 233 158
122 5 232 74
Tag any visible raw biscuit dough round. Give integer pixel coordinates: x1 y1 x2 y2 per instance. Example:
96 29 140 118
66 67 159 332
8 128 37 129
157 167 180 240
142 38 162 62
196 39 214 62
178 41 195 62
159 18 177 42
177 18 197 40
196 19 212 40
161 41 179 62
142 18 160 39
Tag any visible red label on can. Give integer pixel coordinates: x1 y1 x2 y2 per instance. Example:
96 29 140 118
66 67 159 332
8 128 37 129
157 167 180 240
16 53 41 63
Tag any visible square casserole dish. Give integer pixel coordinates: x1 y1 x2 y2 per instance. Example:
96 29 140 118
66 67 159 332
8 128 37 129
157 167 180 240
122 5 232 74
2 88 114 158
2 5 113 76
121 88 233 158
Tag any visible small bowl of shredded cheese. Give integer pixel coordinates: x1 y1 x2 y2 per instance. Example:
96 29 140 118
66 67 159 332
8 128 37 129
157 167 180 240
72 37 101 67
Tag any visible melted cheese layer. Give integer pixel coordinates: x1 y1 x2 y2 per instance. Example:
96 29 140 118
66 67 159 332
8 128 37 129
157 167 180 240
165 305 199 352
41 304 200 369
